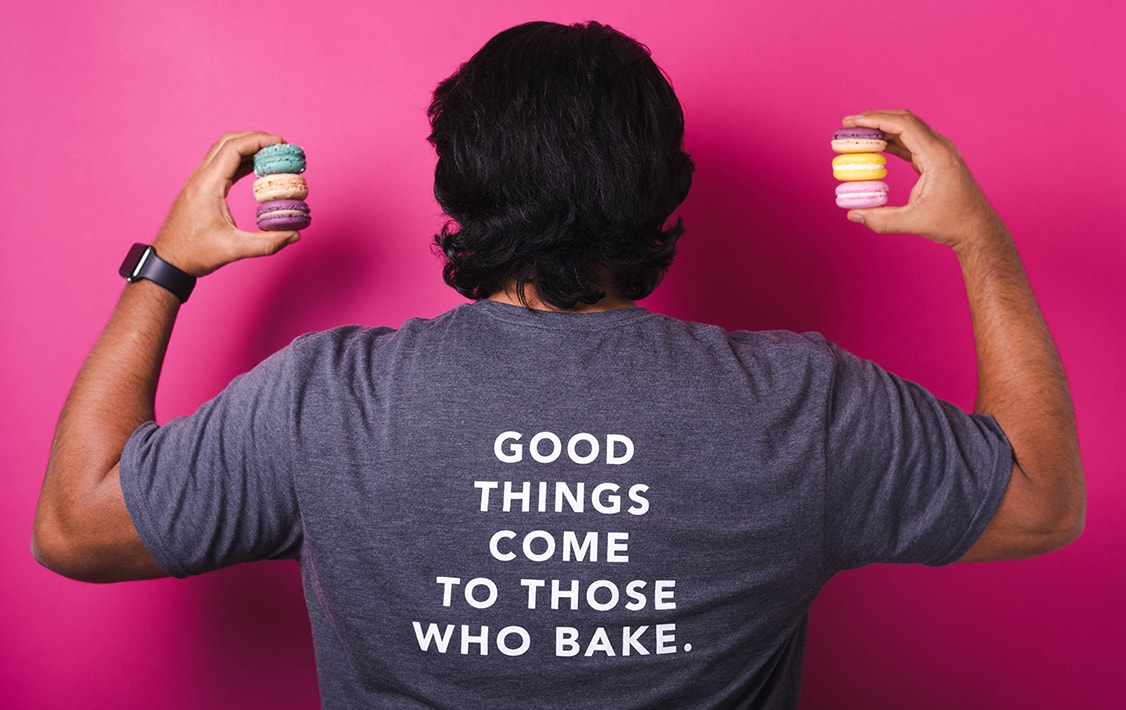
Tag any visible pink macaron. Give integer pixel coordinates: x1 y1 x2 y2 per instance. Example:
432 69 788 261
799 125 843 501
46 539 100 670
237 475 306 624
835 180 888 209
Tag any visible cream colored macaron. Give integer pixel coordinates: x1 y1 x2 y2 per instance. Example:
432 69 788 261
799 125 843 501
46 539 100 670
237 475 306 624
831 127 888 153
253 173 308 202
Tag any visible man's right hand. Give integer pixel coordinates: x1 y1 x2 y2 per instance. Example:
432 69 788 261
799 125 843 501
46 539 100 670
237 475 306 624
151 131 301 277
840 110 1002 251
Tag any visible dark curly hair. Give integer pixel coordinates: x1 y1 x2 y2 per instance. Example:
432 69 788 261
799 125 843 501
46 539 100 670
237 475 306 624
427 21 694 309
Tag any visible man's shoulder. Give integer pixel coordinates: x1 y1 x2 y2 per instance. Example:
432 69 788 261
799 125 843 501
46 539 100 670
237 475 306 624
291 323 400 348
655 314 832 356
281 306 478 368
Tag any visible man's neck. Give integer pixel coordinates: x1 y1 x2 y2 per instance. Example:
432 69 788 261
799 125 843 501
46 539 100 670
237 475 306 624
486 283 636 313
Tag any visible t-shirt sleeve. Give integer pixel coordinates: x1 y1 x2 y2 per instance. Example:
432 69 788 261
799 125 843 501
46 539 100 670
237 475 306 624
119 344 305 578
821 342 1013 570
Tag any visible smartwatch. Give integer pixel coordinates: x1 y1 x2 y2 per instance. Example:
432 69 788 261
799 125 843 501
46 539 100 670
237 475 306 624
118 243 197 303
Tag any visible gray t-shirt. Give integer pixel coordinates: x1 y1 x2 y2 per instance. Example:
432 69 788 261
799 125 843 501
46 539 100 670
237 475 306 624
121 301 1012 709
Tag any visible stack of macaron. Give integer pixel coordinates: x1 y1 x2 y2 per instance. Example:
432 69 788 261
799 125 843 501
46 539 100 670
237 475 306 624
252 143 312 231
831 127 888 209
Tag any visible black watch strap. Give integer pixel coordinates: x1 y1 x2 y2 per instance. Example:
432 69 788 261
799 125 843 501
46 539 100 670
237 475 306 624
118 243 197 303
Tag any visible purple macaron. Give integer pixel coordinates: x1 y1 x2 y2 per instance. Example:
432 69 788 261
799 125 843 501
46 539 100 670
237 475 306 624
831 127 888 153
256 199 311 231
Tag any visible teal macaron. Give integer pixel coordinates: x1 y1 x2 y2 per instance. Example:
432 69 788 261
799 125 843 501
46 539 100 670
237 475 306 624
254 143 306 176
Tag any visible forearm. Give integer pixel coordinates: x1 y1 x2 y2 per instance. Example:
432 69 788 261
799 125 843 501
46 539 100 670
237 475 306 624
34 280 179 573
59 279 178 453
957 215 1085 553
959 219 1064 416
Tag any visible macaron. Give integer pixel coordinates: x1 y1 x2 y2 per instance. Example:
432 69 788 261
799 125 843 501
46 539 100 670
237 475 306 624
835 180 888 209
831 127 887 153
254 143 307 176
253 173 308 202
832 152 887 181
257 199 311 231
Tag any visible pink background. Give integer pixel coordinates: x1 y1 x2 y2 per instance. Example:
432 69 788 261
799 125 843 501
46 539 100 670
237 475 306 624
3 1 1123 707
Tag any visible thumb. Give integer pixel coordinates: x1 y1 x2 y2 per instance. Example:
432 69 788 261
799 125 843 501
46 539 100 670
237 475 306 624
229 228 302 260
847 205 911 234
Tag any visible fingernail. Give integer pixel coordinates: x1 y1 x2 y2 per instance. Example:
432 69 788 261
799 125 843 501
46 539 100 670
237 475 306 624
847 211 865 224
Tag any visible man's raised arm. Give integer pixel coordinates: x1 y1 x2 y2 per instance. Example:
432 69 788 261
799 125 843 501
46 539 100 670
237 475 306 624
843 110 1085 561
33 132 300 582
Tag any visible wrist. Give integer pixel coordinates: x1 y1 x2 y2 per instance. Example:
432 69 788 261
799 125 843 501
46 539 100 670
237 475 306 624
123 277 184 310
151 230 202 277
119 243 197 303
947 209 1010 258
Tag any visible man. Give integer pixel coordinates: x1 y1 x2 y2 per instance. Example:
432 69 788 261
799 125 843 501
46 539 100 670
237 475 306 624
34 21 1083 709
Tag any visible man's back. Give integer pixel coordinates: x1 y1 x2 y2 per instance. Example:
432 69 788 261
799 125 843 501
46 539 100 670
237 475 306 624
119 301 1011 707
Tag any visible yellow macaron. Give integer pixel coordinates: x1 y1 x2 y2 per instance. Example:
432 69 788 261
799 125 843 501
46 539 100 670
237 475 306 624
831 153 887 181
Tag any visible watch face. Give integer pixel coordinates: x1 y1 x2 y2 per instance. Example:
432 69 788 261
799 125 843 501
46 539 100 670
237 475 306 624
118 243 152 280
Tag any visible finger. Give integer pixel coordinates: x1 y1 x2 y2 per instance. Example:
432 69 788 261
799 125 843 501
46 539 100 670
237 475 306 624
196 132 287 192
210 132 287 183
847 204 916 235
215 229 302 265
201 131 260 166
843 110 946 172
843 111 915 172
232 156 258 185
257 231 302 258
882 139 917 170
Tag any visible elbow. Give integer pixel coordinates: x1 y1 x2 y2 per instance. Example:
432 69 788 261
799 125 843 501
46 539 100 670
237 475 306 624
30 539 73 579
33 479 165 583
32 537 116 584
1055 458 1087 549
960 460 1085 563
32 508 84 580
32 514 71 577
1034 470 1087 554
34 457 143 582
32 505 110 583
1053 487 1086 551
1036 511 1084 557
